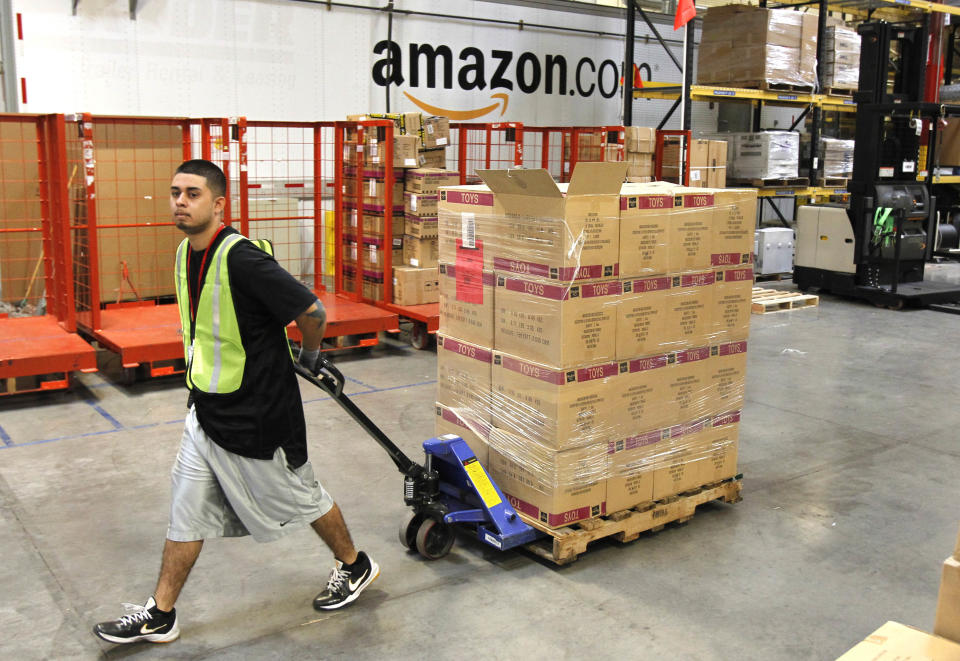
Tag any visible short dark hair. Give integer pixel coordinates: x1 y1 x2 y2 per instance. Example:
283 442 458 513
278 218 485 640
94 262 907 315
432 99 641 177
175 159 226 198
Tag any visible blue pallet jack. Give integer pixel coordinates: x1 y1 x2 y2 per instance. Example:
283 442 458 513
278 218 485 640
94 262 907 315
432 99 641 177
295 361 538 560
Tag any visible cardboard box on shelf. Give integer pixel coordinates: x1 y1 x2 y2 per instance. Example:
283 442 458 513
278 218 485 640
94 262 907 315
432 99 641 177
405 191 439 218
480 163 627 282
708 140 728 188
437 184 497 269
495 275 621 369
625 152 655 178
419 147 447 169
437 335 493 424
345 234 404 272
393 265 439 305
625 126 656 154
491 352 619 451
404 215 438 239
403 235 439 267
365 134 420 169
617 276 674 359
670 190 715 272
435 403 490 466
366 111 422 137
438 263 496 347
606 430 660 512
405 168 459 195
422 116 451 149
666 270 715 349
361 204 404 236
838 621 960 660
615 353 674 437
663 139 711 187
487 429 607 528
712 264 754 343
619 188 672 277
710 188 758 268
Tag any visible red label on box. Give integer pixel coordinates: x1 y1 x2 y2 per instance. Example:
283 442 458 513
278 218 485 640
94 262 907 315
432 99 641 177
439 336 493 364
680 271 716 288
676 346 710 364
682 193 715 208
716 341 747 357
441 264 495 287
632 276 672 293
498 354 565 385
438 406 491 438
580 280 623 298
609 429 664 454
625 354 670 374
713 410 742 427
718 264 755 280
574 362 619 382
444 190 494 206
685 417 711 435
555 263 619 282
501 277 570 301
712 253 755 267
638 195 674 210
455 240 484 304
493 257 552 279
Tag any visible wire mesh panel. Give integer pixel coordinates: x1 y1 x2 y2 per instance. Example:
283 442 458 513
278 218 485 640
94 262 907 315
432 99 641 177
521 127 569 181
565 126 625 181
451 123 524 184
238 120 334 293
0 114 57 319
69 115 192 333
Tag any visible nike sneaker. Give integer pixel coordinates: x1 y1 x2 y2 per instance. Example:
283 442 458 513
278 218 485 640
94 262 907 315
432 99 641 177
313 551 380 610
93 597 180 644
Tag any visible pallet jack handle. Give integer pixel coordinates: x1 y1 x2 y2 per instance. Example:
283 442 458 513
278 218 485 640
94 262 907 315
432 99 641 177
294 362 419 476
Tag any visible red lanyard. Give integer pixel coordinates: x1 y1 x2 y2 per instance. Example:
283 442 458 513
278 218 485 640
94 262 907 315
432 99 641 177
187 224 227 322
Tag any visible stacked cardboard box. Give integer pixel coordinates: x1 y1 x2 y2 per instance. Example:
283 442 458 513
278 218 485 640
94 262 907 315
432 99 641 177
710 132 800 181
623 126 656 181
697 5 817 90
662 139 728 188
838 622 960 659
435 163 757 528
822 25 860 92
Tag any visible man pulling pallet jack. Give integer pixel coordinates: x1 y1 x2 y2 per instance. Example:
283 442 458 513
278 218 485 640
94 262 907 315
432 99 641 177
92 160 379 645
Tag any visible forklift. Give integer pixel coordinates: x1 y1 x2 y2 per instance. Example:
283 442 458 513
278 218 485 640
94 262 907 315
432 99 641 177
794 21 960 308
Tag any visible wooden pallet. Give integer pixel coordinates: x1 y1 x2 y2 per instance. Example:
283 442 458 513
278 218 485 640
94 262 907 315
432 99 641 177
521 478 742 565
751 287 819 314
730 177 810 188
814 177 849 188
824 86 855 97
755 272 791 282
732 81 816 94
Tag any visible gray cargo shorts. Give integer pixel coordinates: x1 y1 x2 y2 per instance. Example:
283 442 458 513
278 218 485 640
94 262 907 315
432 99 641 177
167 407 335 543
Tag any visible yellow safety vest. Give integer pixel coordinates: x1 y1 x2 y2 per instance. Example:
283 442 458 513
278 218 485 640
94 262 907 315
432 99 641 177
175 234 284 394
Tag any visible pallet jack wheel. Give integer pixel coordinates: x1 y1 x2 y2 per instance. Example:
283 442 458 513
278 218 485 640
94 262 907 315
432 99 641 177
398 510 423 550
410 322 430 350
414 517 455 560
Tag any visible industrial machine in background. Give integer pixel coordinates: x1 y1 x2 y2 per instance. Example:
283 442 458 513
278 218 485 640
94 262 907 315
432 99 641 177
754 228 795 277
794 20 960 308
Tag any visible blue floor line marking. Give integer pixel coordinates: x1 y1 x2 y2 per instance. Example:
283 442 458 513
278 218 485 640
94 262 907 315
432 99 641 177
346 375 377 389
0 379 437 450
86 400 124 429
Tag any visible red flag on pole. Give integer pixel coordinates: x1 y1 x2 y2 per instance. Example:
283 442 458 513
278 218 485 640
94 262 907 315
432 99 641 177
674 0 696 30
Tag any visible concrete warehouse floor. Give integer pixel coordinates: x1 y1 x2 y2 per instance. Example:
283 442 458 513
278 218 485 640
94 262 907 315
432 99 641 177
3 277 960 661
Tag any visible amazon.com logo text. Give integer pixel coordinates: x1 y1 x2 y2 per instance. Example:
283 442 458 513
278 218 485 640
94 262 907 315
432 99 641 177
373 41 621 99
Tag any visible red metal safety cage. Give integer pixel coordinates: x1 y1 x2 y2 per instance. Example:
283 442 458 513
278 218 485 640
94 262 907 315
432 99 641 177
655 129 691 186
449 122 524 184
564 125 626 181
68 113 199 380
239 118 396 349
0 113 96 395
520 126 570 181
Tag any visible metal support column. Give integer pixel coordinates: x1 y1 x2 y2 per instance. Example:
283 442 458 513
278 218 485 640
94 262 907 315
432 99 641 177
624 0 635 126
0 0 19 112
808 0 829 177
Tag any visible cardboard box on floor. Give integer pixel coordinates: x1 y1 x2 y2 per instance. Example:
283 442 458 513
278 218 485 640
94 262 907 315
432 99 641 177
479 163 627 282
435 403 490 466
935 524 960 644
707 340 748 415
437 335 493 424
438 263 496 347
491 352 619 451
697 411 740 485
487 428 607 528
437 185 497 269
652 418 711 499
606 430 660 512
838 621 960 660
495 275 621 369
403 235 439 267
614 353 675 437
668 346 713 423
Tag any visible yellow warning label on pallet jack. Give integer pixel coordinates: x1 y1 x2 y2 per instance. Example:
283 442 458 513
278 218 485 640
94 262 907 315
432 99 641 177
464 458 502 509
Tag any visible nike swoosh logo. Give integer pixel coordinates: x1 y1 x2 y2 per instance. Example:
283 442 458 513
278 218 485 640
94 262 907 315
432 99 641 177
348 569 369 591
279 519 293 527
140 622 166 634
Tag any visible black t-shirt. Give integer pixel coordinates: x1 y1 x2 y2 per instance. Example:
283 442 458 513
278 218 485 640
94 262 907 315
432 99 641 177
187 226 317 468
